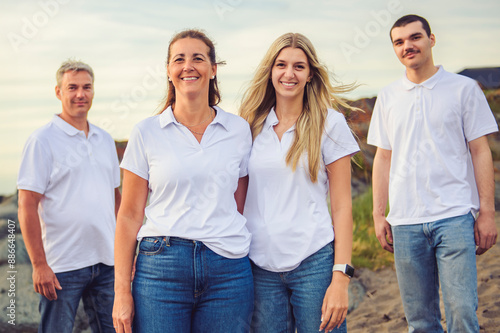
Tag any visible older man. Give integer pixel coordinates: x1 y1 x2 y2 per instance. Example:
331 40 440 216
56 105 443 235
18 59 121 332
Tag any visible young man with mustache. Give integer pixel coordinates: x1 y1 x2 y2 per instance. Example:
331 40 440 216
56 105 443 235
368 14 498 333
17 59 121 332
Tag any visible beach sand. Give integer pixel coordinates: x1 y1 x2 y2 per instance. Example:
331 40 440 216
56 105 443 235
346 213 500 333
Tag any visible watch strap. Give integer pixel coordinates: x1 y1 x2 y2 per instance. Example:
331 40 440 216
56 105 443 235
332 264 354 278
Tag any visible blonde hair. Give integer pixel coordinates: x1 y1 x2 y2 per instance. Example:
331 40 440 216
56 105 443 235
239 33 356 182
157 29 224 114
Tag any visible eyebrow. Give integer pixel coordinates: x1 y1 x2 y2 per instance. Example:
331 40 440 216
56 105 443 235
393 32 424 44
172 53 207 58
275 59 308 65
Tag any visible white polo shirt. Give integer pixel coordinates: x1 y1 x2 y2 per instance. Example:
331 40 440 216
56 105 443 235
17 115 120 273
368 66 498 226
244 108 359 272
121 106 252 259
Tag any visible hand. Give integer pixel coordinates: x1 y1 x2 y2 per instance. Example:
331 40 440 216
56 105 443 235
32 264 62 301
474 212 497 255
374 215 393 253
113 291 135 333
319 273 349 332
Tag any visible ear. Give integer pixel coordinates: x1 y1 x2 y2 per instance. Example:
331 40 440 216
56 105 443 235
55 85 62 101
430 33 436 47
212 63 217 78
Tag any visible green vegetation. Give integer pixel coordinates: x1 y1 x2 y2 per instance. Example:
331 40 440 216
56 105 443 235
351 187 394 270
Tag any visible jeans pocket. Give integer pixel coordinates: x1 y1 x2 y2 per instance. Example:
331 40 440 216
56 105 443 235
138 237 165 255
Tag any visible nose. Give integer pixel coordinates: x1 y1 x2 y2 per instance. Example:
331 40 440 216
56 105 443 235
284 65 294 79
183 59 194 72
403 39 413 50
76 88 85 98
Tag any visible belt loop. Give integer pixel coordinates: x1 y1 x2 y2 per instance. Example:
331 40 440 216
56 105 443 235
165 236 171 247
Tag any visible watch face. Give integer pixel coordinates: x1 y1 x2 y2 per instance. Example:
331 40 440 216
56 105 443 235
345 264 355 277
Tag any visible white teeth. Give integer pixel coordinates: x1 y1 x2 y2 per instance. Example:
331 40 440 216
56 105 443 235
282 82 296 87
182 77 198 81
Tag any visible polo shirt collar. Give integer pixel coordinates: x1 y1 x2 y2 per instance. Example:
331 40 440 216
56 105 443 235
159 105 230 131
402 65 444 90
52 114 96 138
264 107 296 133
264 108 279 130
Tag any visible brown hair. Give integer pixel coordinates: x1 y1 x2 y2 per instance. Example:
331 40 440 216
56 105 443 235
158 29 224 113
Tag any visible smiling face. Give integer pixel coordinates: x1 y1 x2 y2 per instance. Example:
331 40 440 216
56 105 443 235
271 47 311 103
55 70 94 122
167 37 217 102
391 21 435 71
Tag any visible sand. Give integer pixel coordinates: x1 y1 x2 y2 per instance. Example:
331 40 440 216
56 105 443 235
346 213 500 333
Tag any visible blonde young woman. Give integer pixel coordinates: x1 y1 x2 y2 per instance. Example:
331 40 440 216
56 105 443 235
240 33 359 333
112 29 253 333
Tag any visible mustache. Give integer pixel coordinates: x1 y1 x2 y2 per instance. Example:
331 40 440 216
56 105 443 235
403 49 419 57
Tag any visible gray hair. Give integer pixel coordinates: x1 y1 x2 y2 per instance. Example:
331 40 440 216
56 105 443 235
56 59 94 87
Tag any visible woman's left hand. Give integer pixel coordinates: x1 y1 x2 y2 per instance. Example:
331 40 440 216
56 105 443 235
319 272 350 332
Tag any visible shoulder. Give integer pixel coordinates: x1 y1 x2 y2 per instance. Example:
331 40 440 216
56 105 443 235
325 108 348 127
89 122 114 141
129 115 162 137
380 78 404 95
26 121 58 145
442 70 478 88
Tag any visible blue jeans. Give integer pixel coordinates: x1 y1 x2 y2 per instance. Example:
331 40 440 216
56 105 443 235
251 242 347 333
38 263 115 333
392 212 479 333
132 236 254 333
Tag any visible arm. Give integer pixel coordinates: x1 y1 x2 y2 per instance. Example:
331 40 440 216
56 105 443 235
319 156 353 332
234 176 249 215
115 187 122 217
112 170 148 333
469 136 497 255
18 190 62 300
372 147 393 253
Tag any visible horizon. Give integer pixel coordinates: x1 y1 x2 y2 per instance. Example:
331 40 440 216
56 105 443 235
1 0 499 195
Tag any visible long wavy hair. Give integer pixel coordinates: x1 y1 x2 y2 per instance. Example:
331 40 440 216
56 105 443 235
157 29 223 114
239 32 357 182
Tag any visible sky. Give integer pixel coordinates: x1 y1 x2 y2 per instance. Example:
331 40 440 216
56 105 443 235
1 0 499 195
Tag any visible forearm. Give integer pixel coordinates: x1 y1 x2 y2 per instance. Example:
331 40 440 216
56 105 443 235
234 176 249 215
115 187 122 218
18 191 48 268
114 215 141 293
332 208 353 266
372 149 391 218
470 139 495 215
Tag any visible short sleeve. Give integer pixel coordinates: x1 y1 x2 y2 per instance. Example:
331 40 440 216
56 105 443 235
238 123 252 178
322 110 360 165
17 136 51 194
463 81 498 142
120 125 149 180
367 92 392 150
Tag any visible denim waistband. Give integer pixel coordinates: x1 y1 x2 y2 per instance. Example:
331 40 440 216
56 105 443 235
142 236 200 247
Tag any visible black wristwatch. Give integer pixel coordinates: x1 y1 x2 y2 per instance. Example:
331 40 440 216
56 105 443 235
332 264 355 278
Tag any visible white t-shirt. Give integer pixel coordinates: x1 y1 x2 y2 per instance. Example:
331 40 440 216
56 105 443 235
244 108 359 272
120 106 252 259
368 66 498 225
17 115 120 273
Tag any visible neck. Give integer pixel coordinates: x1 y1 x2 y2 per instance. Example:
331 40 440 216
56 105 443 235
173 98 212 124
58 113 89 136
275 97 303 122
406 63 439 84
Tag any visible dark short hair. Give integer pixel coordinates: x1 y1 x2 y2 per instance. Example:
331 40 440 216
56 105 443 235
390 14 431 41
